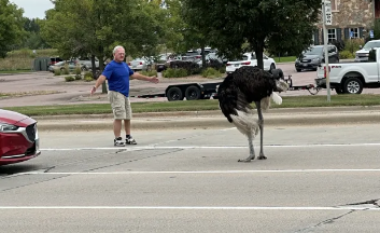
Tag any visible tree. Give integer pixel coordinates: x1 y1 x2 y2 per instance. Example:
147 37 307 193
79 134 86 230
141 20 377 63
0 0 25 57
40 0 166 93
182 0 321 69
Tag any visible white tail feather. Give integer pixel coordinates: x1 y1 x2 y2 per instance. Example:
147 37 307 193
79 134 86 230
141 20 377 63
271 92 282 105
230 109 259 138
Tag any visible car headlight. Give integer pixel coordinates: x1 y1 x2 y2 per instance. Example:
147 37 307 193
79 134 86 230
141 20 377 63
0 123 19 132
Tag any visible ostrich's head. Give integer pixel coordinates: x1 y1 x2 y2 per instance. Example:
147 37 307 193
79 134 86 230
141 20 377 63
269 69 289 93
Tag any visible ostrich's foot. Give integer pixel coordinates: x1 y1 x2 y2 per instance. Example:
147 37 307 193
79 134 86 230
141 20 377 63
238 154 255 163
258 153 267 160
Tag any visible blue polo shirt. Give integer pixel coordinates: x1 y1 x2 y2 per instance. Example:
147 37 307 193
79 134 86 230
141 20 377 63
102 60 134 97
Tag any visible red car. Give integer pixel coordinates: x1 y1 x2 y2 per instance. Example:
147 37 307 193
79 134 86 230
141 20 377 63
0 109 41 165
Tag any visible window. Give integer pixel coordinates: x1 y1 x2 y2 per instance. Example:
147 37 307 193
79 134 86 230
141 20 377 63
331 0 338 11
349 28 360 39
328 29 337 42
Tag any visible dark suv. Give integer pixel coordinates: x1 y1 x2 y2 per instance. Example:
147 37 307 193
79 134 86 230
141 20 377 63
295 45 339 72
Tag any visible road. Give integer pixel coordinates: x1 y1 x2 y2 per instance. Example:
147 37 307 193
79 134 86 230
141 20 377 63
2 61 380 107
1 123 380 232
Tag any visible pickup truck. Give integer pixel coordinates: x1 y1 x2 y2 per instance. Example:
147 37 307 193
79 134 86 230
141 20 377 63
315 48 380 94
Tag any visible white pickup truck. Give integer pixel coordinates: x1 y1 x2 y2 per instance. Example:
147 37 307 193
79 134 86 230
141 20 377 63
315 49 380 94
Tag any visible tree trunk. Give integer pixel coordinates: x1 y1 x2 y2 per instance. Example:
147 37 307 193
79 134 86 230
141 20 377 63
254 40 265 70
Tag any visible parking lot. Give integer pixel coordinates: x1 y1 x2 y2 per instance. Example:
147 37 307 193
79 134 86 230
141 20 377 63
1 123 380 232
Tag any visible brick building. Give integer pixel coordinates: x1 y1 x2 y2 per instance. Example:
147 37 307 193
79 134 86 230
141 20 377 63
313 0 378 44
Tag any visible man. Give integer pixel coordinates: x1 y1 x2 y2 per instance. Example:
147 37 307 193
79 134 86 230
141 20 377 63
91 45 159 146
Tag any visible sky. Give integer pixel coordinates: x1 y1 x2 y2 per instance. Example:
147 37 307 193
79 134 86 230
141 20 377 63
10 0 54 19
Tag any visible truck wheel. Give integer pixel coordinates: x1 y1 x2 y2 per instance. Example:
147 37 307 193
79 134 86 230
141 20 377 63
167 87 184 101
185 86 201 100
343 77 363 94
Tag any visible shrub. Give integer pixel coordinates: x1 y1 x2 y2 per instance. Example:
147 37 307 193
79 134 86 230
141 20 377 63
75 74 82 80
84 72 94 82
61 67 70 75
201 67 223 79
169 61 201 75
162 68 188 78
74 66 82 75
139 70 157 77
54 69 61 76
65 76 75 82
339 50 354 59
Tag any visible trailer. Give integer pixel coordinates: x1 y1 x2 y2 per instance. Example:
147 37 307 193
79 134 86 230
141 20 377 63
131 82 222 101
130 71 322 101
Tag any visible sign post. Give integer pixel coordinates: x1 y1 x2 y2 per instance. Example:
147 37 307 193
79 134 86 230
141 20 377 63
322 0 332 102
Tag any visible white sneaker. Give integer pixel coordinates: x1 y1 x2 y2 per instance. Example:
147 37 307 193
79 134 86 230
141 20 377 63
114 137 125 147
126 136 137 145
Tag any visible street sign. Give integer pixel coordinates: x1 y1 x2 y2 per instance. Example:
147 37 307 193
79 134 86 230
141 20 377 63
324 0 332 25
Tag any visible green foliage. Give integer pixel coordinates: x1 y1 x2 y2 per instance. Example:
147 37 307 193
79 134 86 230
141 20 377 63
162 68 188 78
339 50 354 59
65 76 75 82
54 69 61 76
139 70 158 77
0 0 25 58
344 38 365 53
75 74 82 80
61 67 69 75
74 66 82 75
84 71 94 81
182 0 321 68
201 67 223 79
40 0 167 68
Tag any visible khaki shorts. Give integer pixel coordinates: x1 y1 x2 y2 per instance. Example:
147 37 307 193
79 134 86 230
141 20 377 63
108 91 132 120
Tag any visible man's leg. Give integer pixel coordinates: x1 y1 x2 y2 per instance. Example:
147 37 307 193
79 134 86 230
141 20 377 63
109 91 126 147
124 97 137 145
114 119 123 138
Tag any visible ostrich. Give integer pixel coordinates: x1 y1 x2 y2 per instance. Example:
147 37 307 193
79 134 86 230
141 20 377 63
217 66 288 162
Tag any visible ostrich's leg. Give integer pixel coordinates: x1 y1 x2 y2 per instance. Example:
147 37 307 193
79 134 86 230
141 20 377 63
256 101 267 160
238 134 255 162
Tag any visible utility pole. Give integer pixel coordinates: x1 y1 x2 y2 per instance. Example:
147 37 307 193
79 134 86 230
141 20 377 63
322 0 332 102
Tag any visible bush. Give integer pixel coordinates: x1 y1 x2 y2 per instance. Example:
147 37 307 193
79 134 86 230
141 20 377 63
343 38 364 53
75 74 82 80
162 68 188 78
139 70 157 77
74 66 82 75
339 50 354 59
65 76 75 82
201 67 223 79
61 67 70 75
84 72 94 82
169 61 201 75
54 69 61 76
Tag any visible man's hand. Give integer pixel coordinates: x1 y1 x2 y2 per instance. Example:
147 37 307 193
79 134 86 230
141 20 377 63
90 86 97 95
150 76 159 84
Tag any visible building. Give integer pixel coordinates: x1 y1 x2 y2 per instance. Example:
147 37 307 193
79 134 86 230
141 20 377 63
313 0 378 44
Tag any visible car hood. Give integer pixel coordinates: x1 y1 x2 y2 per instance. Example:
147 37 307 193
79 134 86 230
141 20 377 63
356 49 369 54
0 109 35 126
299 54 321 60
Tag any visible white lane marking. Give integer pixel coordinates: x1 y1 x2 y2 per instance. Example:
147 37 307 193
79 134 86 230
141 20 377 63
23 169 380 175
0 206 378 210
40 142 380 151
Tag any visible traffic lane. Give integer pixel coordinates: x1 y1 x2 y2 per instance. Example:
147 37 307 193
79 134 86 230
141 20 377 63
0 209 358 233
0 169 379 208
37 124 380 149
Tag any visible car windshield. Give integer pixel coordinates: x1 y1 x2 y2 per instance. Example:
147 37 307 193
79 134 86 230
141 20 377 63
230 55 249 61
363 41 380 50
303 46 323 55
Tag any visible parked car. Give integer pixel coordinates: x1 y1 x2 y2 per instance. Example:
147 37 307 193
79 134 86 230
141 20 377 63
75 57 100 70
226 52 277 74
49 56 63 66
128 57 154 71
295 45 339 72
355 39 380 62
48 60 77 72
0 109 41 165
